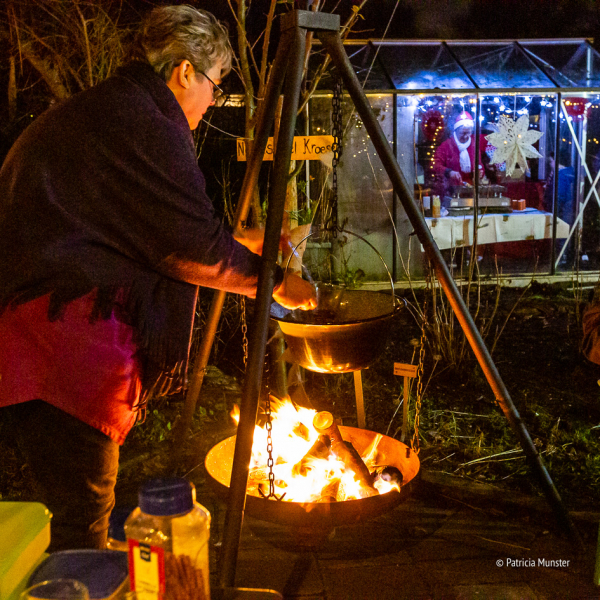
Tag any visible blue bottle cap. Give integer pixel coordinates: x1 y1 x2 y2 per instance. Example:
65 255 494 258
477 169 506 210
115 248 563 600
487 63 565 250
139 477 195 516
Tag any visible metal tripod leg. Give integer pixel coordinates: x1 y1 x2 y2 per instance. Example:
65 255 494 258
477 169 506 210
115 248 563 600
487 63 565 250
218 23 308 588
318 30 583 551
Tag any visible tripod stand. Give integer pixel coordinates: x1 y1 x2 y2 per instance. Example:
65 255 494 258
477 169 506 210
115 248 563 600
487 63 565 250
202 7 583 592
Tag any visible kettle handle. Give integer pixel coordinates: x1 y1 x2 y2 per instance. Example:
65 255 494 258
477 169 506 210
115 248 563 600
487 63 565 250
283 227 397 311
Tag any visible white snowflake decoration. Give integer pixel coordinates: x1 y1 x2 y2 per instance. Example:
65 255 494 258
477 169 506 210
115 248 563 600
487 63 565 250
485 115 543 178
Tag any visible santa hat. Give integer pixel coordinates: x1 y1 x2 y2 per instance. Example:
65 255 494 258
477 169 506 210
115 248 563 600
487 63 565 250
454 111 474 130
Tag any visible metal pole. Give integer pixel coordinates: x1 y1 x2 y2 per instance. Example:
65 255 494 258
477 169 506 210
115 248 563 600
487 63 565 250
219 25 308 588
353 370 365 429
400 376 409 443
319 30 583 550
551 93 562 274
169 27 294 469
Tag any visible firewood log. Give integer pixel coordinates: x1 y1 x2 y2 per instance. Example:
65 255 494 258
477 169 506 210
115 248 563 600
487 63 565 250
291 434 331 476
313 411 377 495
331 440 378 496
312 411 344 444
293 422 311 441
317 478 340 502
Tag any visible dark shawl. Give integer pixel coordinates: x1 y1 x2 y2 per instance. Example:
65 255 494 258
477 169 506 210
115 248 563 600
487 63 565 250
0 62 262 387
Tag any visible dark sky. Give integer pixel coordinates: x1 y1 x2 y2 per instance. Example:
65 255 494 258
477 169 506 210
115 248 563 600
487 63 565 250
180 1 600 45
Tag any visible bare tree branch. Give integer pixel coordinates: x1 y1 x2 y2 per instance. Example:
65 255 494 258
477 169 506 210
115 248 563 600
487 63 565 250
256 0 277 102
8 55 17 123
298 0 369 115
21 40 69 99
73 0 94 87
229 0 256 138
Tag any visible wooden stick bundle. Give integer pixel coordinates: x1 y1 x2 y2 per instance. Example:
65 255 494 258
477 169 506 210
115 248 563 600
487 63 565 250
164 552 207 600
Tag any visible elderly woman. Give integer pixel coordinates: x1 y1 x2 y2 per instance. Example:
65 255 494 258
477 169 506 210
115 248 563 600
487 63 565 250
0 6 315 550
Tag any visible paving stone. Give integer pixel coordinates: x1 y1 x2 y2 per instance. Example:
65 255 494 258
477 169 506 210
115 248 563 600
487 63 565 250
208 473 600 600
411 557 531 587
520 561 599 600
322 562 431 600
452 583 541 600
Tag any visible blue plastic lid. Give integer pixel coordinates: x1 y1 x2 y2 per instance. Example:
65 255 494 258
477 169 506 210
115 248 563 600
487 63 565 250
28 550 128 599
139 477 195 516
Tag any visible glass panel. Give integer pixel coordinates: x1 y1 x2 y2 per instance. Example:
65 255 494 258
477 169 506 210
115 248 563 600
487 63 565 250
409 95 478 276
555 93 600 272
523 42 600 88
476 93 557 275
408 93 558 277
311 43 392 91
345 44 392 90
307 94 395 283
376 44 473 90
449 43 556 89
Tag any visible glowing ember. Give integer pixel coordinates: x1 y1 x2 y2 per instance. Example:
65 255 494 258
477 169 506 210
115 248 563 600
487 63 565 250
233 397 402 503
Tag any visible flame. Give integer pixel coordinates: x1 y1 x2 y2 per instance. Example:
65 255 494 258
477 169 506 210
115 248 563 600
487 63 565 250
230 404 240 425
240 397 401 503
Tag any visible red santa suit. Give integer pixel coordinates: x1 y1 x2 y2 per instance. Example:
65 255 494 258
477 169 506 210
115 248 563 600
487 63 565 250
431 112 482 199
433 135 479 184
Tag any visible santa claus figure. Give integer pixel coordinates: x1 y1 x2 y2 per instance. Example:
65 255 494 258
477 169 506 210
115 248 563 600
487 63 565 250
432 111 483 201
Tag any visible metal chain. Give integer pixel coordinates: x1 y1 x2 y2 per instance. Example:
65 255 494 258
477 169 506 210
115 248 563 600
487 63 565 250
260 350 285 501
240 295 283 500
330 76 343 237
240 296 248 367
411 283 429 454
264 374 276 499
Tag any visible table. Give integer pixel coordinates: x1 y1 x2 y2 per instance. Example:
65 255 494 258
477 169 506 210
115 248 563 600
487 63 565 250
424 209 569 250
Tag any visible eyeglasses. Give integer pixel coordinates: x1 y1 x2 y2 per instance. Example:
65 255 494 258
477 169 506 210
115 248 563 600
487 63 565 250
198 70 224 103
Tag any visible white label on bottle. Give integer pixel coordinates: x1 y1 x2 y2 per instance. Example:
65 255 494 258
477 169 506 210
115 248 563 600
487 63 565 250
128 539 165 600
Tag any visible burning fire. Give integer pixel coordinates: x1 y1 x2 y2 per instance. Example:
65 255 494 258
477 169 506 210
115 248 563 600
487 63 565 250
232 397 402 503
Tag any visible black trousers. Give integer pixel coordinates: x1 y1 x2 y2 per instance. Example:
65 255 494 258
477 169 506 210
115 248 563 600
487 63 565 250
4 400 120 551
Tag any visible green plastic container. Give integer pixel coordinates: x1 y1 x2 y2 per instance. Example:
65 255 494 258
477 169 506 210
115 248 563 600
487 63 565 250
0 502 51 600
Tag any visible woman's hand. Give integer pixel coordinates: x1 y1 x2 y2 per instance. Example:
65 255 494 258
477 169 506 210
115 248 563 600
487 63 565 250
273 272 317 311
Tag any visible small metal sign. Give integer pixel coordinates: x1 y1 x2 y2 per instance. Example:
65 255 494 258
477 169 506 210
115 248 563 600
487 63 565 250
236 135 334 161
393 363 418 378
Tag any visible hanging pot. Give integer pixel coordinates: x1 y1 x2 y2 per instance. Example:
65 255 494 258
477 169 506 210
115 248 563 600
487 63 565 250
271 229 402 373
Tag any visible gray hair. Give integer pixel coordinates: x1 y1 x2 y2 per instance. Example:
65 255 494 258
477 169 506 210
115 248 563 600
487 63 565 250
130 5 232 82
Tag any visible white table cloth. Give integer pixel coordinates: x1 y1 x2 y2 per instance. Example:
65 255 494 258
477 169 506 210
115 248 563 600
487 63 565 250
424 209 569 250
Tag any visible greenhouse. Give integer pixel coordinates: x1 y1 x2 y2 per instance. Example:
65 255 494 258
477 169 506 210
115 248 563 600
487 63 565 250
306 38 600 282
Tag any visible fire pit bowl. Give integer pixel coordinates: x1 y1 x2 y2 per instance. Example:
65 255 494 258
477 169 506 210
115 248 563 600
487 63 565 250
271 288 401 373
205 426 419 530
